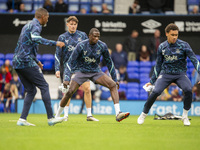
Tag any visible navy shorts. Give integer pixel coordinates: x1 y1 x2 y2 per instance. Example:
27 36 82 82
71 72 105 85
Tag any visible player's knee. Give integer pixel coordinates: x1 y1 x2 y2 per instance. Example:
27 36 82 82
108 82 116 90
83 86 90 94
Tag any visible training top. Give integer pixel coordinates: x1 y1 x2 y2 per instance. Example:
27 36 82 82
12 18 57 69
150 39 200 84
64 39 117 82
55 30 88 72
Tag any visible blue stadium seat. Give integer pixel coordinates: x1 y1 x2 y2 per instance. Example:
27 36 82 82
140 73 149 79
42 54 54 61
119 83 127 89
0 60 4 67
118 87 126 93
139 61 152 67
139 92 148 100
10 103 15 113
187 0 199 5
101 66 108 72
0 103 4 112
127 88 139 94
42 54 54 70
5 53 14 61
126 93 139 100
68 4 79 12
0 53 4 61
139 67 151 73
128 72 139 79
127 67 139 73
140 77 150 84
42 61 54 70
37 54 42 61
151 61 156 66
127 82 139 89
127 61 139 67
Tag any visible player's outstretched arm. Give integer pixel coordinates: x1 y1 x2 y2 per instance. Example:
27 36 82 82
56 41 65 48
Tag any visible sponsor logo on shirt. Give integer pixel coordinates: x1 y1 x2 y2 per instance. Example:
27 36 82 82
85 57 96 63
164 55 178 61
68 45 75 51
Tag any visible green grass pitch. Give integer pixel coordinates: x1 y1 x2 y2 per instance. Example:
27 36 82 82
0 114 200 150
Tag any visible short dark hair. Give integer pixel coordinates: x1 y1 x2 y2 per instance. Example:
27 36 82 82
165 23 179 33
66 16 79 23
35 8 48 19
89 28 100 35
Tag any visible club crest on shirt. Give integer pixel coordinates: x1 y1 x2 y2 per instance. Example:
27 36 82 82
84 51 87 55
162 50 165 55
96 50 100 55
176 49 180 54
78 38 82 42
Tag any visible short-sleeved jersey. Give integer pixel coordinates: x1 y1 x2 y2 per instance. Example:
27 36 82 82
55 30 88 72
64 39 117 82
150 39 200 84
12 18 57 69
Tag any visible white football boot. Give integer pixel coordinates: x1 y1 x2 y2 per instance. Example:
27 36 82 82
137 112 147 125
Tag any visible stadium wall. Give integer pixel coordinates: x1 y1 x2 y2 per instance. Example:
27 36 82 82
0 14 200 54
17 99 200 116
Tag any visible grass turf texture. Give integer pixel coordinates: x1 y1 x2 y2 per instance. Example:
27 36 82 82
0 114 200 150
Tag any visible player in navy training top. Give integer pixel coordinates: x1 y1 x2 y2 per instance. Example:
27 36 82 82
13 8 65 126
54 16 98 121
138 23 200 126
55 28 130 122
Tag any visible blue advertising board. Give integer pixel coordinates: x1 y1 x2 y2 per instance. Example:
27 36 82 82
17 99 200 116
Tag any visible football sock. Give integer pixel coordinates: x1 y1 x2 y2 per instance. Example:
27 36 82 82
86 108 92 117
182 109 188 118
64 106 69 117
55 106 64 118
114 103 120 116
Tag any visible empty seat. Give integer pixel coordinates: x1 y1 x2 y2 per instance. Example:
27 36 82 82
139 61 152 67
187 0 199 5
127 82 139 89
128 72 139 79
37 54 42 61
42 54 54 70
0 60 4 67
126 93 139 100
127 88 139 93
101 66 108 72
5 53 14 60
0 53 4 61
119 83 127 89
127 67 139 73
139 67 151 73
127 61 139 67
139 93 148 100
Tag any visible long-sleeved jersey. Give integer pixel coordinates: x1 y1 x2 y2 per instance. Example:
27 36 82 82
64 39 117 82
54 30 88 72
150 39 200 84
12 18 57 69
